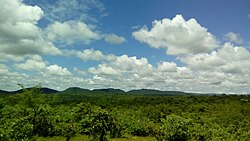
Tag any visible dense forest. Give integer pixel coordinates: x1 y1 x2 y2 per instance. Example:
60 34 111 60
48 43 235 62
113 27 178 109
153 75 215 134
0 86 250 141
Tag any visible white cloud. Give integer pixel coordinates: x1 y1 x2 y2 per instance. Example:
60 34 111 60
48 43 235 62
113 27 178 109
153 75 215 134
0 1 250 94
14 55 47 71
0 0 61 62
46 21 102 45
0 63 28 91
73 67 87 76
183 42 250 73
46 65 72 76
0 54 24 62
13 55 72 77
0 64 10 75
0 0 43 24
63 49 116 61
86 57 196 91
223 32 243 44
157 61 177 72
181 51 224 71
180 42 250 90
38 0 106 22
80 45 250 93
88 54 153 76
2 44 250 93
1 39 61 56
0 64 26 78
75 49 106 61
0 64 86 91
104 34 126 44
113 55 152 71
89 64 120 76
133 15 219 55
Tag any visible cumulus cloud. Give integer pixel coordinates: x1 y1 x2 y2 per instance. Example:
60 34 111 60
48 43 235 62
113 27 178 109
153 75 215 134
104 34 126 44
1 1 250 94
179 42 250 91
86 55 198 91
133 15 219 55
14 55 47 71
13 55 72 77
76 46 250 93
73 67 87 76
2 45 250 93
46 21 102 45
46 65 72 76
0 54 24 62
63 49 116 61
88 64 120 76
88 55 153 76
157 61 177 72
0 0 43 24
183 42 250 74
86 55 156 90
223 32 243 44
0 0 61 62
0 63 28 91
0 65 84 91
0 64 13 76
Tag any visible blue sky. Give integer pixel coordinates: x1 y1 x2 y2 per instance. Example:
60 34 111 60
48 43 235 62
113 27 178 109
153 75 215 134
0 0 250 93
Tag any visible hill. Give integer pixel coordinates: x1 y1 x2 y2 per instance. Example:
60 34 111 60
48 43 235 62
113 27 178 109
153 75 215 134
0 87 58 95
59 87 91 94
0 90 13 95
127 89 187 96
0 87 214 96
92 88 126 94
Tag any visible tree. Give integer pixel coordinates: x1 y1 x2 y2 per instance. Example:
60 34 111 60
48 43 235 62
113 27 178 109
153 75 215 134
155 114 191 141
73 103 119 141
51 105 77 141
0 106 34 141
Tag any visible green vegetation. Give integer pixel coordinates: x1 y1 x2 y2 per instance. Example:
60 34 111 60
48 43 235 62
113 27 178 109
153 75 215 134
0 86 250 141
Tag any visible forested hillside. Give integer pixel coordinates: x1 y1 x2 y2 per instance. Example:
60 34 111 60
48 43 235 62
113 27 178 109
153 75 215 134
0 87 250 141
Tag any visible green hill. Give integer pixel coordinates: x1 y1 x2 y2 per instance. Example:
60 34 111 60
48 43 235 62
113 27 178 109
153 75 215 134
92 88 126 94
127 89 187 96
59 87 91 94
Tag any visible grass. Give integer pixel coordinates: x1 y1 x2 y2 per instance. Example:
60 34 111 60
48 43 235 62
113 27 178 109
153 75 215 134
36 135 157 141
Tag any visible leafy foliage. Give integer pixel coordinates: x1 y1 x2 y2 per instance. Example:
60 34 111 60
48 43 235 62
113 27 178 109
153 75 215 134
0 86 250 141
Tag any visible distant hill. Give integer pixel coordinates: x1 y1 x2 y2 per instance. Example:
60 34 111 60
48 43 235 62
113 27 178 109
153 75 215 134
0 87 214 96
59 87 91 94
0 87 58 95
0 90 13 94
127 89 188 96
92 88 126 94
16 87 58 94
39 88 58 94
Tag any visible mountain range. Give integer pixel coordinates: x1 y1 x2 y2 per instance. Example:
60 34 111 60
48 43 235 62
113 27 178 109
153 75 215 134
0 87 217 96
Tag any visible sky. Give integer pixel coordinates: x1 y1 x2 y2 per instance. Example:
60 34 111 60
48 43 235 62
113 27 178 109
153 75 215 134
1 0 250 94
